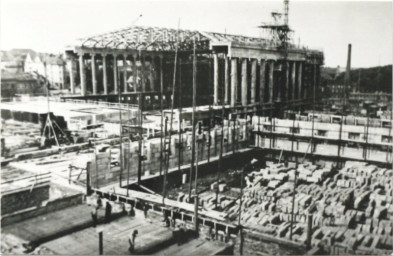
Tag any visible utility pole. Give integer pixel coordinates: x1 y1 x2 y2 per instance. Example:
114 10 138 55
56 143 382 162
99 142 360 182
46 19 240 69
137 91 143 184
189 37 197 200
216 53 226 209
118 75 124 187
159 56 164 178
238 165 245 255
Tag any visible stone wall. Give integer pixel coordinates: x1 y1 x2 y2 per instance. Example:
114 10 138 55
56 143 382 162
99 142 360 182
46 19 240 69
1 193 83 227
1 185 50 215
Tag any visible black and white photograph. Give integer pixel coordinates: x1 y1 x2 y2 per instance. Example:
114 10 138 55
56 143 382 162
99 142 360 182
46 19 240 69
0 0 392 255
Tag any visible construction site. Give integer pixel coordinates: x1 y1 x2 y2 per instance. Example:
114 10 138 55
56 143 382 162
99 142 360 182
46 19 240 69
1 1 392 255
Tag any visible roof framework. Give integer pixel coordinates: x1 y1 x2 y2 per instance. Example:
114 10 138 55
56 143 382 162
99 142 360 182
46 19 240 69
75 26 275 52
78 26 210 52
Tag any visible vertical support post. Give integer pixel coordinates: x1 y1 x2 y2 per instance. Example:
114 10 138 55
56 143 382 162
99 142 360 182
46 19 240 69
213 52 219 105
91 53 97 95
159 55 164 177
224 56 229 105
102 54 108 95
305 65 309 101
86 162 92 195
98 231 103 255
285 61 289 101
289 167 297 240
141 55 146 92
238 166 245 255
79 53 86 96
113 54 118 94
259 59 266 104
230 58 238 107
241 58 248 106
306 214 313 249
194 195 199 233
298 62 303 100
178 57 182 172
189 45 197 200
251 59 257 104
133 55 138 93
269 61 274 103
123 54 128 93
68 58 75 94
291 62 296 100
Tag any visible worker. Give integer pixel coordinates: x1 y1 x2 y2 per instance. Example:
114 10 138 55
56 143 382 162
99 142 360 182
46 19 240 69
143 203 148 219
128 229 138 254
91 206 98 227
105 201 112 223
130 204 135 217
173 225 182 245
161 211 170 227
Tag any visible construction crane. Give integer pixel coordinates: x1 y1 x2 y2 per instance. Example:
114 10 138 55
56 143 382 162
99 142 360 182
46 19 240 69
39 72 69 148
259 0 292 50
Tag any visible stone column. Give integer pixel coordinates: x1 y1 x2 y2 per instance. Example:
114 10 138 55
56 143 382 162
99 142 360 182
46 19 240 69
213 53 219 105
241 58 248 106
269 61 274 103
291 62 296 100
133 54 138 92
159 55 164 105
123 54 128 93
259 59 266 103
68 58 75 94
230 58 238 107
113 54 118 93
224 56 229 105
298 62 303 99
284 61 289 101
102 54 108 94
91 53 97 94
251 59 257 104
79 54 86 96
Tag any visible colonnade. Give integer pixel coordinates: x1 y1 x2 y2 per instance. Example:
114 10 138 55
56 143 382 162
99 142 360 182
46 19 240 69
212 53 313 107
68 52 163 96
68 51 319 108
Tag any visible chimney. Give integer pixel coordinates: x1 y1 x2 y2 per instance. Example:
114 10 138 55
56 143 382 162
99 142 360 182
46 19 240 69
344 44 351 107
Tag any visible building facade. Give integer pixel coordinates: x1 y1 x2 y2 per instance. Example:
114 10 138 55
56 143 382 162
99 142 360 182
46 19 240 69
24 52 66 89
1 71 46 98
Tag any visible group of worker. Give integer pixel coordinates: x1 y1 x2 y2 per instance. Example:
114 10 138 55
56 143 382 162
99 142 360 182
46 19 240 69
90 198 153 255
90 198 113 228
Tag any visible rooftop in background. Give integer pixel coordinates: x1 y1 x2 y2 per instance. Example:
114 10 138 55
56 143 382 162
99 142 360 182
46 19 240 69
1 71 38 81
26 51 65 66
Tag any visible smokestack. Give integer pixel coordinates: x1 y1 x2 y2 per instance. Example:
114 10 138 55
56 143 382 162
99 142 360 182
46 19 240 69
344 44 351 107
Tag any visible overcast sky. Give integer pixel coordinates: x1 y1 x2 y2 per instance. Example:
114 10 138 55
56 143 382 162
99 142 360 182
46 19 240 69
0 0 392 68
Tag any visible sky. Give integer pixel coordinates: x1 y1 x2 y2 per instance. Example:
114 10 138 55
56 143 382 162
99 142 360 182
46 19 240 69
0 0 392 68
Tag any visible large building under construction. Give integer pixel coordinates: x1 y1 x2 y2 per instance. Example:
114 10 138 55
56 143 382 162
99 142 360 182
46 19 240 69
63 26 323 114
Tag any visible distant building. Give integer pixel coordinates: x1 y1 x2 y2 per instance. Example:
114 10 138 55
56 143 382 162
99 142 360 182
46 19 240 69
1 71 46 98
0 50 26 73
24 52 66 89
